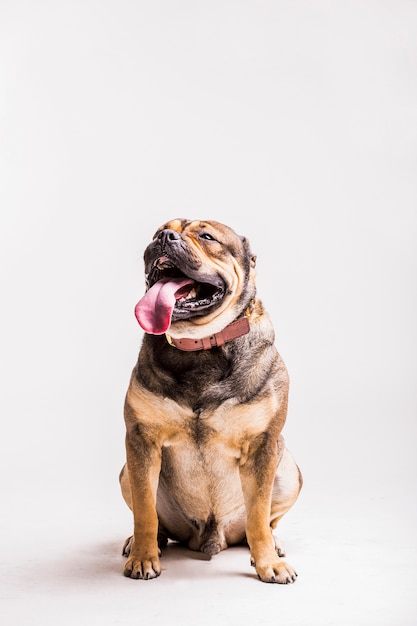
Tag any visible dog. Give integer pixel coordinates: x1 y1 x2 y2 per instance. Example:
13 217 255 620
119 218 302 583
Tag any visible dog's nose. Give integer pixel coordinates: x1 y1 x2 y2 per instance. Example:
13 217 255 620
157 229 181 247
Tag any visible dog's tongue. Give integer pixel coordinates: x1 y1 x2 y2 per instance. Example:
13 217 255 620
134 277 195 334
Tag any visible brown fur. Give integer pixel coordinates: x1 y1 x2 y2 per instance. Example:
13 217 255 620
120 219 302 583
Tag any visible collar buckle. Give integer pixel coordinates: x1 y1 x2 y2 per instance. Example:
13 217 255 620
165 333 174 346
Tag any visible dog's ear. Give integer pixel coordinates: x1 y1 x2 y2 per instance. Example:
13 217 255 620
241 236 257 270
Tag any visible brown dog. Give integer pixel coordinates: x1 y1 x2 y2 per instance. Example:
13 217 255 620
119 218 302 583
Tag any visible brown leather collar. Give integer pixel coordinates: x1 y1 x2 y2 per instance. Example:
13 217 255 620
165 315 250 351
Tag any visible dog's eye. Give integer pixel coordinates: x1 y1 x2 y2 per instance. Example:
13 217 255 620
200 232 217 242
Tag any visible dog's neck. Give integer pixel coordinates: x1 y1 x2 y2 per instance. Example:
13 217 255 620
165 315 250 351
165 302 254 351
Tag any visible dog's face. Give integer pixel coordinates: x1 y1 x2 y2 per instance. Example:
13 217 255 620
134 219 257 338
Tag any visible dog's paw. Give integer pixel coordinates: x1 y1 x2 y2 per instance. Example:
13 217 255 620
200 539 222 556
124 555 161 580
122 535 162 559
251 556 297 584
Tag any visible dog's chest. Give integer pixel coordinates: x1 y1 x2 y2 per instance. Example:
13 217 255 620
164 397 273 452
160 408 250 521
127 374 280 451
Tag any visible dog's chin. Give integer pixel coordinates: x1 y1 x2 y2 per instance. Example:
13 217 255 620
168 302 242 339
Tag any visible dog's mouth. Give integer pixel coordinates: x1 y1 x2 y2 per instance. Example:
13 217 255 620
134 256 226 335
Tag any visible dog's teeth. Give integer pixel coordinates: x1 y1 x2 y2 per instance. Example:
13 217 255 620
177 288 197 304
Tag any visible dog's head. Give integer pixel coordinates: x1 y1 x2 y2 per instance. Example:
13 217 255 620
134 219 257 339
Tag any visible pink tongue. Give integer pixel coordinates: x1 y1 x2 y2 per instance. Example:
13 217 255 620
134 277 195 334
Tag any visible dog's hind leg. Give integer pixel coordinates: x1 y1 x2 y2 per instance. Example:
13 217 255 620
269 446 302 556
119 463 132 510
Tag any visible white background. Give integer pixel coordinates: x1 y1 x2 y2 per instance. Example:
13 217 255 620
1 1 416 624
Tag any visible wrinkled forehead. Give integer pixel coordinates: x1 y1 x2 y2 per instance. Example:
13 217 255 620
153 219 244 250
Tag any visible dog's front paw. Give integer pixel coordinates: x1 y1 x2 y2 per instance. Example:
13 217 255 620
251 555 297 584
124 555 161 580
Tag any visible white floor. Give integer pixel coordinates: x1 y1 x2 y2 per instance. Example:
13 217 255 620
2 477 416 626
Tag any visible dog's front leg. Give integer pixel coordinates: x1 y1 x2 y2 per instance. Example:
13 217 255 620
123 432 162 580
240 439 297 584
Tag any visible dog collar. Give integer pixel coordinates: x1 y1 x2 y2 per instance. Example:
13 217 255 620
165 315 250 351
